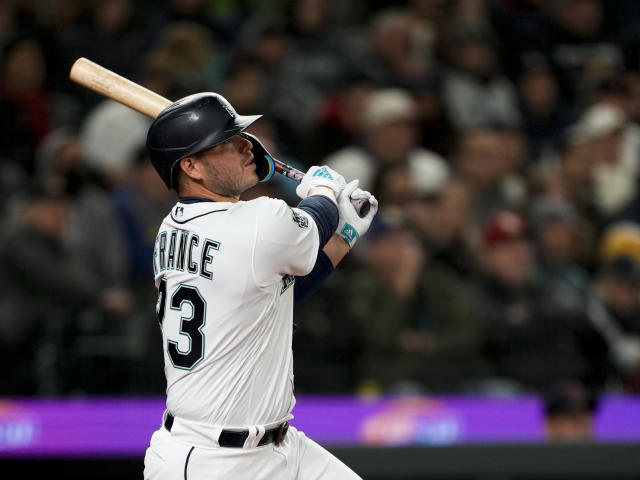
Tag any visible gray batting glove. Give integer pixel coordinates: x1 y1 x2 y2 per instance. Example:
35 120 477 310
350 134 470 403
296 165 346 199
336 179 379 248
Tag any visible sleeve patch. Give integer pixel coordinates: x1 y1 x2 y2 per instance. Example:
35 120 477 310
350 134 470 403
290 208 309 229
281 274 295 294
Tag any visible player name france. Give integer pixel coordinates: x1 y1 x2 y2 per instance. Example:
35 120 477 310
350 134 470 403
153 229 220 279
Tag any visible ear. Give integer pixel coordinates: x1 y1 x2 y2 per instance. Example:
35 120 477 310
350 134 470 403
179 156 205 182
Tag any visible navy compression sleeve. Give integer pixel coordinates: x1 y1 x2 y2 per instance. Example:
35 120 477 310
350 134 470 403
297 194 339 248
294 250 333 304
294 195 339 305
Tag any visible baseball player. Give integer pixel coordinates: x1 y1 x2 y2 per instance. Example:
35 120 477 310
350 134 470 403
143 92 378 479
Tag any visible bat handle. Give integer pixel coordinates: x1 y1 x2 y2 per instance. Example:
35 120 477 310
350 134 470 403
272 159 371 217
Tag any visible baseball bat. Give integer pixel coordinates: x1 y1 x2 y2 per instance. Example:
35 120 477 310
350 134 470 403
69 57 370 216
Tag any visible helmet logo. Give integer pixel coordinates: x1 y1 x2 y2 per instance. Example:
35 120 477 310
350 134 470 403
219 98 236 119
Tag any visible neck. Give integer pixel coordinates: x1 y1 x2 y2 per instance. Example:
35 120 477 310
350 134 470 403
177 181 240 203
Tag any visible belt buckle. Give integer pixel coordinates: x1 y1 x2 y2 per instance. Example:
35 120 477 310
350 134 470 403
274 421 289 446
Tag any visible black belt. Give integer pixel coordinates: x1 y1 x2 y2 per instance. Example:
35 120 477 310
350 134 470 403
164 413 289 448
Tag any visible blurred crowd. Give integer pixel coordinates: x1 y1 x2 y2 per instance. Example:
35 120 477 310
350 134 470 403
2 0 640 419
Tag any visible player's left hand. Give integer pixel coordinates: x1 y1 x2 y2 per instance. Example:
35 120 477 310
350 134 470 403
336 179 378 248
296 165 346 199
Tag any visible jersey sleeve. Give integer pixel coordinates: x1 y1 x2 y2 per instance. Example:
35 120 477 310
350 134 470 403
252 197 320 286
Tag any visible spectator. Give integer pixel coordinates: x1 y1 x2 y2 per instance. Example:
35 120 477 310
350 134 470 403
79 101 151 188
325 87 449 193
283 0 353 94
497 124 529 176
304 74 376 164
548 0 624 106
357 8 433 89
407 0 447 64
262 0 354 138
0 34 52 184
0 183 132 395
517 52 576 163
33 127 131 292
230 17 305 152
32 128 137 394
441 22 522 130
568 102 640 221
531 130 599 226
0 185 70 394
587 223 640 391
347 212 485 394
219 56 266 116
151 21 219 93
234 14 291 72
420 179 478 277
451 127 526 230
544 380 598 441
529 195 591 313
471 210 597 392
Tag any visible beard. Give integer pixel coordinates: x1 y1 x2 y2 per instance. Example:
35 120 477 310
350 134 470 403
203 160 257 197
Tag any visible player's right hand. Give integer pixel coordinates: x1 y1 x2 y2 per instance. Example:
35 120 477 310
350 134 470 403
335 179 378 248
296 165 346 199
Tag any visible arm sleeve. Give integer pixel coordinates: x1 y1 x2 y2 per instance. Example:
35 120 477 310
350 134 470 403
293 195 339 303
297 195 339 248
294 249 334 304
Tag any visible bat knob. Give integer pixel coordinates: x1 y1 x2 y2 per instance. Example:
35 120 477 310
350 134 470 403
350 198 371 218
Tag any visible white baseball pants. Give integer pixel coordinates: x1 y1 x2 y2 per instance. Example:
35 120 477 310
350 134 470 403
144 422 362 479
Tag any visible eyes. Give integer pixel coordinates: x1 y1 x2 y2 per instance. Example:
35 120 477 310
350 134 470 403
213 139 232 150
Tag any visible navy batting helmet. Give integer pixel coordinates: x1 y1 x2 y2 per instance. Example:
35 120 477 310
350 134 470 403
146 92 274 189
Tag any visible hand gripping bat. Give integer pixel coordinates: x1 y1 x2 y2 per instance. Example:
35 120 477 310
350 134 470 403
69 57 370 217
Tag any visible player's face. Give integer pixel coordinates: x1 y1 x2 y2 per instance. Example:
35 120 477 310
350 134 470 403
197 134 259 197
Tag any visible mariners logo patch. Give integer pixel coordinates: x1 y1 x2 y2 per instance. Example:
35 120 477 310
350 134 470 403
290 209 309 229
281 274 295 294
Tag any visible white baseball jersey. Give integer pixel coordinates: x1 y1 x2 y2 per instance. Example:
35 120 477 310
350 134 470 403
152 196 319 427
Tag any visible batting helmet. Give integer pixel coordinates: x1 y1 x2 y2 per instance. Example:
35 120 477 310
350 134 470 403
146 92 273 189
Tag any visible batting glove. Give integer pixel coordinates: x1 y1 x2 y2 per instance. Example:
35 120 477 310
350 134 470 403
336 179 379 248
296 165 346 199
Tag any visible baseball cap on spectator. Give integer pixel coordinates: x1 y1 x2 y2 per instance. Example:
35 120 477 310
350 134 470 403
568 103 626 144
360 88 416 129
529 195 577 232
482 211 527 248
599 221 640 265
407 151 450 197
